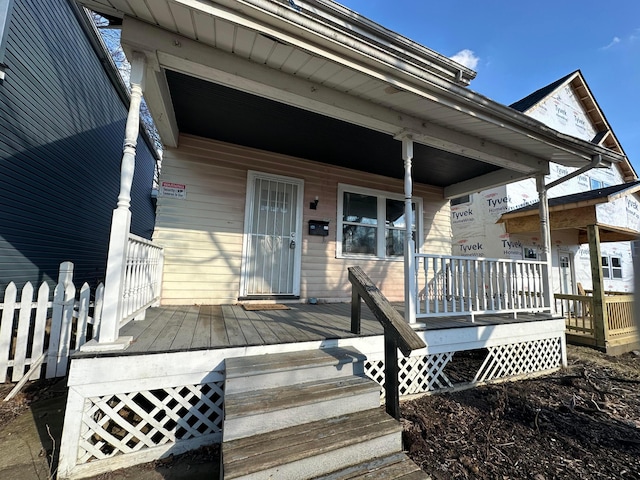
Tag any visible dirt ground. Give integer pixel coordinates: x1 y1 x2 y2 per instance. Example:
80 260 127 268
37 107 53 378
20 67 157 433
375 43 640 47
0 345 638 479
402 346 640 479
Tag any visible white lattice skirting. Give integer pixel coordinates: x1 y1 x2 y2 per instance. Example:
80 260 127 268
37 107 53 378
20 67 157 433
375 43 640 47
77 381 224 463
365 337 563 398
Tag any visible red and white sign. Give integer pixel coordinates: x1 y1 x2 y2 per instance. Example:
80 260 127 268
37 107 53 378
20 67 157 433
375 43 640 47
160 181 186 199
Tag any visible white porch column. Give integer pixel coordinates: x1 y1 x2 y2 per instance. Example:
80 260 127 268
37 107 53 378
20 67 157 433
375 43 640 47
401 136 417 324
94 52 147 349
536 174 553 309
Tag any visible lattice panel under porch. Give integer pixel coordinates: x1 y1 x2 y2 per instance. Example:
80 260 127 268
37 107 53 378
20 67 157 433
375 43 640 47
365 336 563 399
474 337 562 383
77 382 224 463
365 352 454 400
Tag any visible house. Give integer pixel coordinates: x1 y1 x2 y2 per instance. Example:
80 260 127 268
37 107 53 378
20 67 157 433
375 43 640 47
0 0 158 295
57 1 627 478
451 71 639 354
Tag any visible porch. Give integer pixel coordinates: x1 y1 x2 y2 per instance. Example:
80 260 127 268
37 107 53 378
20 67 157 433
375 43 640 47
118 303 555 354
555 291 638 355
59 300 566 479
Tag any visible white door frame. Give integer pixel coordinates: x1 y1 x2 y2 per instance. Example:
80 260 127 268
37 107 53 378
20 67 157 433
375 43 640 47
558 250 575 295
240 170 304 298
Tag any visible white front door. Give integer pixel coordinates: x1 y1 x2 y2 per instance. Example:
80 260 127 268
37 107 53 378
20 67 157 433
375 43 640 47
559 253 574 294
241 172 303 297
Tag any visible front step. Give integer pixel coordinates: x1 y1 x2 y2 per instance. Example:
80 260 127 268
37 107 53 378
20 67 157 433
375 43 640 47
315 452 429 480
223 408 402 480
224 375 381 441
221 347 429 479
224 346 367 395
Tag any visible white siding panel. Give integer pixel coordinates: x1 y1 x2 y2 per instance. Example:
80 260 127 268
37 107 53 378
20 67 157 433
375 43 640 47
154 135 451 305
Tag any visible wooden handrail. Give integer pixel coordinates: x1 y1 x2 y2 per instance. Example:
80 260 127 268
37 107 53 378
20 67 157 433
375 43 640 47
348 266 426 420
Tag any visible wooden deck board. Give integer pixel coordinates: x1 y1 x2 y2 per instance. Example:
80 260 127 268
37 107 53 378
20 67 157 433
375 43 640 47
126 307 179 352
150 307 189 351
116 302 554 355
190 305 212 349
232 307 268 346
210 305 230 347
243 309 282 344
171 305 200 350
222 305 247 346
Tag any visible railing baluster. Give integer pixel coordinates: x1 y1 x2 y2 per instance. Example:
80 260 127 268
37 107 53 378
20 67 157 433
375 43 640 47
413 254 551 321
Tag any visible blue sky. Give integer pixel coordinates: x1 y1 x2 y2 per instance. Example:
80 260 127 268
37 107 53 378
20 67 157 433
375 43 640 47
338 1 640 174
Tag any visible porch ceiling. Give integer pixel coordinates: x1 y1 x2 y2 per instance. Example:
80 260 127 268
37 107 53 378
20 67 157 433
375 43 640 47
165 70 496 187
79 0 626 196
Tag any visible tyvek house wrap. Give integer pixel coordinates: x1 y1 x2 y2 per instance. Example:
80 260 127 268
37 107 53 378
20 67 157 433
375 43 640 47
451 76 636 293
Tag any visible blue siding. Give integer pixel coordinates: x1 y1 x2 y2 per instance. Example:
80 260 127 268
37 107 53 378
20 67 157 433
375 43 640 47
0 0 156 293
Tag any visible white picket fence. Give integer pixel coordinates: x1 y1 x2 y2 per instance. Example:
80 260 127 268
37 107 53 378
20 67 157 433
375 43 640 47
0 262 103 384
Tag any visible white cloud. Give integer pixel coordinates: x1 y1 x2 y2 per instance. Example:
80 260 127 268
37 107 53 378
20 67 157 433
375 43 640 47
600 36 621 50
449 49 479 70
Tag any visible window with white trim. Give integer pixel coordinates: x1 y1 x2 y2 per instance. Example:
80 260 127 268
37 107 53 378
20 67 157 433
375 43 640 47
602 255 622 279
337 184 422 260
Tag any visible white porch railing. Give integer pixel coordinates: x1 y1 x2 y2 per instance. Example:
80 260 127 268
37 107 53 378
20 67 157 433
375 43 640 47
415 254 551 321
120 233 164 325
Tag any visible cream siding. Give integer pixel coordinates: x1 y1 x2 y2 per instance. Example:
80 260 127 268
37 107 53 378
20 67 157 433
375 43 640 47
154 135 451 305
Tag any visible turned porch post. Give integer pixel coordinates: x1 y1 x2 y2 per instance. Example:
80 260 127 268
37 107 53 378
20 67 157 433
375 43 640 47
536 175 553 309
401 136 417 324
98 52 146 347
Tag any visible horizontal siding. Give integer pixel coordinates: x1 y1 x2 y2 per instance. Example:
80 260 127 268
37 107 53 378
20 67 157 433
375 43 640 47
0 0 156 294
155 135 451 305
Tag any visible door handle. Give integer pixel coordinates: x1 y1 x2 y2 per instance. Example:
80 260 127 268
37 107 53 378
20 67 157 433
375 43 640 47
290 240 296 249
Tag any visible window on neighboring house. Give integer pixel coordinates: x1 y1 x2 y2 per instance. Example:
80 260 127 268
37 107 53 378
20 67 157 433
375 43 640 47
337 184 422 260
0 0 14 81
450 194 472 206
590 178 609 190
602 256 622 279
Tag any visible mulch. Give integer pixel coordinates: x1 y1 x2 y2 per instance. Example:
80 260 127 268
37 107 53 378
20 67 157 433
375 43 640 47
401 346 640 479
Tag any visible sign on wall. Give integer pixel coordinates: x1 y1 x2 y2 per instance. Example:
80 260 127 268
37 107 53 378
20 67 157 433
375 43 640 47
159 181 187 199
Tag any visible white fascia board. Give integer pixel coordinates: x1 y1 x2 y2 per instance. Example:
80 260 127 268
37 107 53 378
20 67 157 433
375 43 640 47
443 168 546 199
121 17 548 174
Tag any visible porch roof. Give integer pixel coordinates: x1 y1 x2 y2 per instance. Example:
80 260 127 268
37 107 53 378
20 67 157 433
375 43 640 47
499 181 640 243
79 0 625 197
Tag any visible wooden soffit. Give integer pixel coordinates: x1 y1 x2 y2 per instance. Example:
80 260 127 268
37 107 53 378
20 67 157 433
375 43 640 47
501 205 639 243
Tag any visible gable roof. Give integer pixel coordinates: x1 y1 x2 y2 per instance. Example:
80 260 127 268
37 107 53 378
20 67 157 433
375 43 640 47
510 70 636 182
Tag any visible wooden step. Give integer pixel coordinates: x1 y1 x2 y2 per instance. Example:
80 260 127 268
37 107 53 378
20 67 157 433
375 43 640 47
224 346 367 394
224 375 381 441
222 408 402 480
314 452 430 479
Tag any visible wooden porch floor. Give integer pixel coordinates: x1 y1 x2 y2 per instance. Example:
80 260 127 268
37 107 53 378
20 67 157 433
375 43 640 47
117 303 554 355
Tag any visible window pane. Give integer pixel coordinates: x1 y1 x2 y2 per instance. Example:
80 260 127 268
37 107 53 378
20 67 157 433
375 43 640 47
603 267 610 278
613 269 622 279
342 225 377 255
612 257 621 268
451 195 471 206
386 228 405 256
601 256 609 267
343 193 377 224
385 199 416 229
